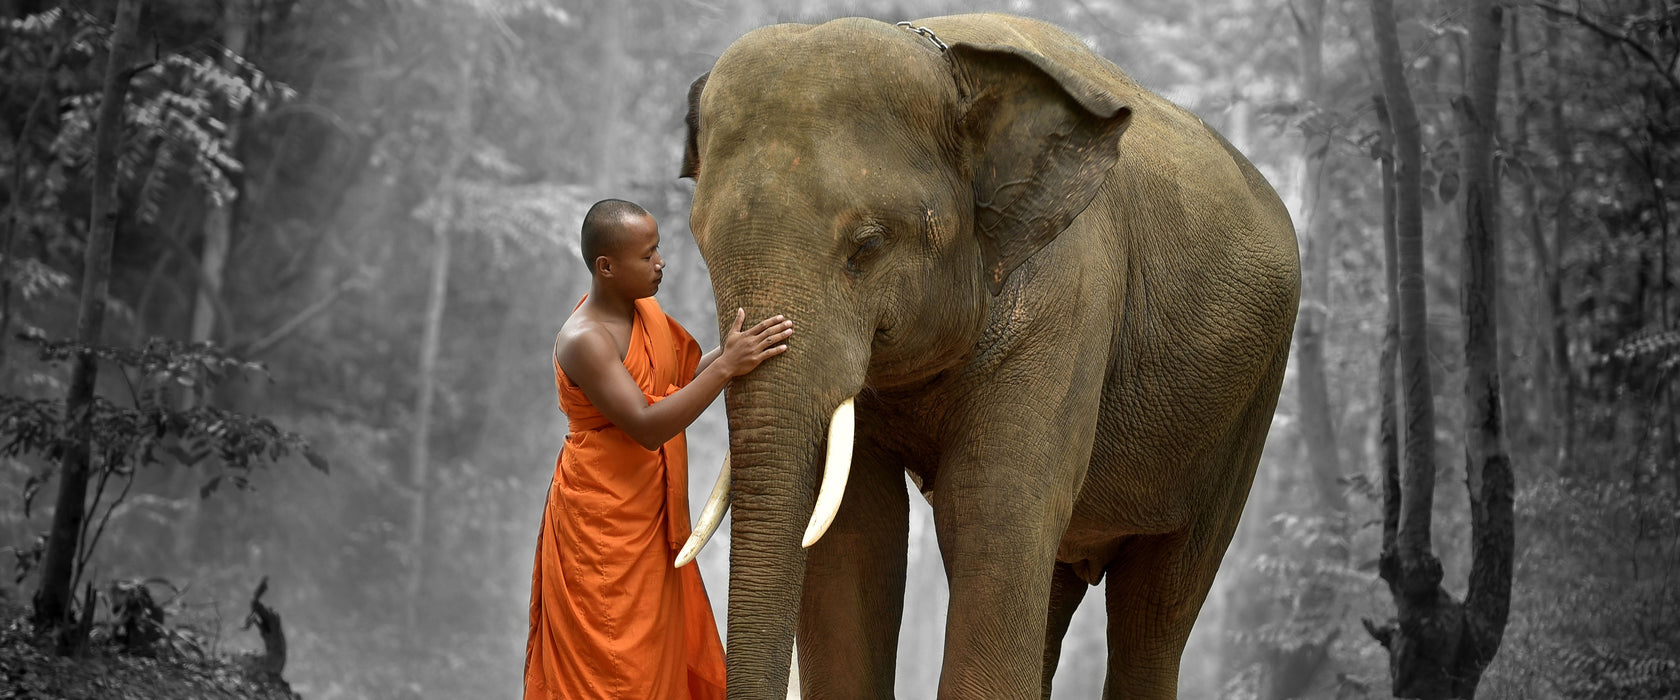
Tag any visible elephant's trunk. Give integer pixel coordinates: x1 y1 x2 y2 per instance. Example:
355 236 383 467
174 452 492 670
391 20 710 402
678 398 852 566
699 203 873 694
723 395 822 698
715 307 868 697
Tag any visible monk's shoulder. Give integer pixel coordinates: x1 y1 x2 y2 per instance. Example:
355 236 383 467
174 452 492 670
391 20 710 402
555 317 618 372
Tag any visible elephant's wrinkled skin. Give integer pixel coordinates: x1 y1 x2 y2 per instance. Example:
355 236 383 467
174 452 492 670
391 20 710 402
681 13 1300 700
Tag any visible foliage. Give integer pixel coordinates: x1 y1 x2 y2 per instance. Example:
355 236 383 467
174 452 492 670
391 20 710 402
1 333 325 589
0 597 299 699
43 39 296 225
1489 477 1680 698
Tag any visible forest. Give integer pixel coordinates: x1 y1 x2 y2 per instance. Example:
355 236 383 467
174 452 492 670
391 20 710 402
0 0 1675 698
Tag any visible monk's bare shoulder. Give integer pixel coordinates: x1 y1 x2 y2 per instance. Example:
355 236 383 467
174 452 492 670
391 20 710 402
552 318 605 377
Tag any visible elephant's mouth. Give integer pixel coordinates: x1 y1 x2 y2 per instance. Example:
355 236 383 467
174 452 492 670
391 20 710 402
673 398 857 567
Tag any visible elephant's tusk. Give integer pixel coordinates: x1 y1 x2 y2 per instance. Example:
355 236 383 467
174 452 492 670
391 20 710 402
675 452 731 568
802 397 855 548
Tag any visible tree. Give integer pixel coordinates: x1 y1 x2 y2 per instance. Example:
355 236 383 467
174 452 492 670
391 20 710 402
1250 0 1353 694
405 50 473 637
187 0 252 351
31 0 143 646
0 8 75 374
1363 0 1513 695
1453 0 1514 693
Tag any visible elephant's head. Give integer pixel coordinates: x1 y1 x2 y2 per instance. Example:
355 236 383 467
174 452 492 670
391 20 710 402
678 17 1131 695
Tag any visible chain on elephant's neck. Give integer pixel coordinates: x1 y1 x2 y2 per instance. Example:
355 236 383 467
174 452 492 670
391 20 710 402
895 21 948 52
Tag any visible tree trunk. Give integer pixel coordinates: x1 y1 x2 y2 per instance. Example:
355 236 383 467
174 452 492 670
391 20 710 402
1292 0 1348 545
405 54 473 635
1263 0 1345 694
1367 0 1458 696
1456 0 1514 694
1375 96 1401 560
32 0 143 647
1507 16 1553 466
174 0 251 569
1545 17 1574 468
189 0 249 347
1369 0 1436 562
1366 2 1512 696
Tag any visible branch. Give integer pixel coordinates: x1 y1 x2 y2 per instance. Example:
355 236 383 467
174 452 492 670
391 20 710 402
117 60 157 83
76 464 138 584
69 448 115 598
151 223 238 341
1530 1 1680 94
236 273 363 358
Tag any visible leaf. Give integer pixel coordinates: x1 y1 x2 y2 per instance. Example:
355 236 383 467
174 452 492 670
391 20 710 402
199 475 222 499
23 469 52 518
161 440 192 466
303 448 330 474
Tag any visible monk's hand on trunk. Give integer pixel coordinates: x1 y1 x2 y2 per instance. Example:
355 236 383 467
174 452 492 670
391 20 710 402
717 307 792 377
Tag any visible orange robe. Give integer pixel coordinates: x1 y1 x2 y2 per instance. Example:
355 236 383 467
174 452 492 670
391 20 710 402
525 297 727 700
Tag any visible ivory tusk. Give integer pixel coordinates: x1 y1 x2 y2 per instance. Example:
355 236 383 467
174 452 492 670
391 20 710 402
802 397 855 548
675 452 732 567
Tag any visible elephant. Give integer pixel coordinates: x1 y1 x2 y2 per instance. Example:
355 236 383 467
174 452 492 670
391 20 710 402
672 12 1300 700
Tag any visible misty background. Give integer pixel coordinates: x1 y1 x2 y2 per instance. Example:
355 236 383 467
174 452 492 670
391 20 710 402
2 0 1675 698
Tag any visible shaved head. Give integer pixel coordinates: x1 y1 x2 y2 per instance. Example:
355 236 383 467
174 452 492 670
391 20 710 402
581 199 652 273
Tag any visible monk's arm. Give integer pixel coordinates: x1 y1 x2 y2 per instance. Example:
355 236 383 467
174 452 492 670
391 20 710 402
695 346 721 379
559 314 790 451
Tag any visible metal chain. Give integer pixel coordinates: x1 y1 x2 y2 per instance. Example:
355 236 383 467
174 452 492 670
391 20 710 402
895 21 948 51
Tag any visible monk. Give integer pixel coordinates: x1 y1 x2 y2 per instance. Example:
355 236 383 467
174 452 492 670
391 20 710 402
525 199 792 699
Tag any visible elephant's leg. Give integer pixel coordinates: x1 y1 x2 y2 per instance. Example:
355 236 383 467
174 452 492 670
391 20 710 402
1100 387 1279 699
1040 561 1090 699
797 441 909 699
1098 530 1206 700
932 406 1098 698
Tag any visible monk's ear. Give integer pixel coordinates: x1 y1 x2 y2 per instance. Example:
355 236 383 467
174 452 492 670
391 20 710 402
680 72 709 180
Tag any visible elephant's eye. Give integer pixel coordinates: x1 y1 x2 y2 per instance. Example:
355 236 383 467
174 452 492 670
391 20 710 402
846 225 886 275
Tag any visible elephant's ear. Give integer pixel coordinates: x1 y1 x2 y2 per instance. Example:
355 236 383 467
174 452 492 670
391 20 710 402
680 72 709 180
949 43 1132 295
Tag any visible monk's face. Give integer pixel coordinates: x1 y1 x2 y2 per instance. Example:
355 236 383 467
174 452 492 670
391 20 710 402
603 213 664 299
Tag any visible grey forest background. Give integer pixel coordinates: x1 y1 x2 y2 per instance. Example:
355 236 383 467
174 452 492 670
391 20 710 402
0 0 1675 698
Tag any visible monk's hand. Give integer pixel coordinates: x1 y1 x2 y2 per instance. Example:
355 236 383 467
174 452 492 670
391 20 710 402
718 308 792 377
